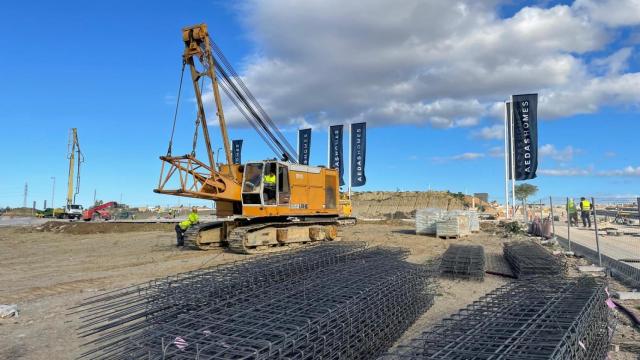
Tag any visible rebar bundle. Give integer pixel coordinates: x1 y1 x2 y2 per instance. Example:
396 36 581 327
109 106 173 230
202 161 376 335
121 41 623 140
439 245 485 280
383 276 612 359
503 241 565 278
75 242 434 359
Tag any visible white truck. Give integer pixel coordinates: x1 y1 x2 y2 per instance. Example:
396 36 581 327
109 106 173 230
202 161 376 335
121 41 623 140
60 204 84 219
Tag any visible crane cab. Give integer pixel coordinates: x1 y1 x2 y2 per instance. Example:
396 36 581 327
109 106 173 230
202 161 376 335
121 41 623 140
240 161 339 218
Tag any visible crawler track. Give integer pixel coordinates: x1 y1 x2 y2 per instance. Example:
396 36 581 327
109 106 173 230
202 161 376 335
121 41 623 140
184 218 347 254
227 218 340 254
183 221 224 250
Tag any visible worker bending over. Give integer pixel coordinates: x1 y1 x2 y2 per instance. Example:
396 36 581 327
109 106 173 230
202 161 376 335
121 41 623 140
175 207 200 246
579 197 592 228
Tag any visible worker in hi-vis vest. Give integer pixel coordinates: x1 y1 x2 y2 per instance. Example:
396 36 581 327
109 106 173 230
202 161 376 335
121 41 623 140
579 197 592 228
567 198 578 227
263 170 277 204
175 207 200 246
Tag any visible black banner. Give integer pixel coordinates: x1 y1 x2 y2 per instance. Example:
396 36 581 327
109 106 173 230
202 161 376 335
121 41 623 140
350 122 366 187
329 125 345 186
298 128 311 165
506 101 513 180
511 94 538 180
232 139 243 164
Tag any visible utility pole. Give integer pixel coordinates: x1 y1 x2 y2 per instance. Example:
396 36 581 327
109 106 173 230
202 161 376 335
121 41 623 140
23 182 28 208
93 189 97 206
50 177 56 210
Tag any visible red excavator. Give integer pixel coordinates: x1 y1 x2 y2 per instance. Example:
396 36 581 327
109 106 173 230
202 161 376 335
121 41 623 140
82 202 118 221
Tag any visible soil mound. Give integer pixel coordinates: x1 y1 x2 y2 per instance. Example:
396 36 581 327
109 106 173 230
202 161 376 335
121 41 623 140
28 221 174 235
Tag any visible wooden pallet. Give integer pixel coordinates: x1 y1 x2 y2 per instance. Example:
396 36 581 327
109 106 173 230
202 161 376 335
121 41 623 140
437 235 460 239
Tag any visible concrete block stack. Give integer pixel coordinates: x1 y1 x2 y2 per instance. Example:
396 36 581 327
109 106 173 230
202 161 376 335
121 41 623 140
415 208 445 235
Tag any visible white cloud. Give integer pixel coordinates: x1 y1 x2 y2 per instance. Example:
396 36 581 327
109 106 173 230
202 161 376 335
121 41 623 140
538 72 640 118
604 151 616 158
597 166 640 176
538 165 640 176
473 124 504 140
454 117 481 128
488 146 504 158
573 0 640 27
539 144 579 162
592 47 633 75
432 151 485 162
539 167 593 176
202 0 640 130
452 152 485 160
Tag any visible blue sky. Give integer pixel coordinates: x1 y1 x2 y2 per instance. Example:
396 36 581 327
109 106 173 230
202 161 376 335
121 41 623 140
1 0 639 208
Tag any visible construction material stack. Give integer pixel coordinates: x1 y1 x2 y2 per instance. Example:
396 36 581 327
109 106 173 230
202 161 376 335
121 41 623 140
503 241 565 278
383 277 611 359
436 215 469 239
439 244 485 280
415 208 445 235
416 209 479 237
76 243 435 359
468 210 480 232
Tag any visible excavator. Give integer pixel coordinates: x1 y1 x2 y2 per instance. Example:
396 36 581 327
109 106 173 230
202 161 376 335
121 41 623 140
154 24 354 254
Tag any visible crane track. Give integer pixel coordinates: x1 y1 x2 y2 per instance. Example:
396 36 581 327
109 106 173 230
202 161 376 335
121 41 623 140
183 221 225 250
227 218 340 254
183 217 353 253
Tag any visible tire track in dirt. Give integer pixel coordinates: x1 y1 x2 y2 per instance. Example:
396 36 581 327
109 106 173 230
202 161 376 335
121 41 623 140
2 276 115 303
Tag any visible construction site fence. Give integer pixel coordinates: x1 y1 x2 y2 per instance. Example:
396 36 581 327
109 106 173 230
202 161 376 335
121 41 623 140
521 196 640 289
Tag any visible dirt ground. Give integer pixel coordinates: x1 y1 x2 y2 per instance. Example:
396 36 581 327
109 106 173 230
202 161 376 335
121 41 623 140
0 222 638 359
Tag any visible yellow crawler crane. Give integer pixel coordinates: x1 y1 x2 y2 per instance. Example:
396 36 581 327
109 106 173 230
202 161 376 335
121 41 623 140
155 24 353 254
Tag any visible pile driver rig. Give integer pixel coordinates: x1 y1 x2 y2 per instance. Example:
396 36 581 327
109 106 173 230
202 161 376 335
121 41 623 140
155 24 353 254
63 128 84 219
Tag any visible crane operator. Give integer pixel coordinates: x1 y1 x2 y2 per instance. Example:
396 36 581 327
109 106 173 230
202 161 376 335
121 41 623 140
263 170 276 204
175 207 200 246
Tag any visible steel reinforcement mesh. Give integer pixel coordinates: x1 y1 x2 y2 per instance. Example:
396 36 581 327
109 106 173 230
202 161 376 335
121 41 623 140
75 242 435 359
503 241 565 278
382 276 612 360
439 245 485 280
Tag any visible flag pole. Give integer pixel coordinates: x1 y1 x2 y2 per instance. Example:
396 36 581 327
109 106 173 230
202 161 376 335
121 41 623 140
503 100 510 219
327 126 330 168
509 95 517 219
296 128 299 164
348 123 352 199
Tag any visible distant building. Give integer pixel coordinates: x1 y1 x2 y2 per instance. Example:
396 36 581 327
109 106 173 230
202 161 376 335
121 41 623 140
474 193 489 203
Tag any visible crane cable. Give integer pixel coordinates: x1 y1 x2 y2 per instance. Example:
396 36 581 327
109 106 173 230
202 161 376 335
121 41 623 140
191 76 206 156
166 62 186 156
213 59 297 162
210 41 298 162
166 41 298 163
214 62 291 159
218 77 281 157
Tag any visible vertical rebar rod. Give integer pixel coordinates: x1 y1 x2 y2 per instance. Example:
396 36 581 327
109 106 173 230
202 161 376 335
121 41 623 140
549 196 556 239
567 197 572 252
637 197 640 228
592 197 602 266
